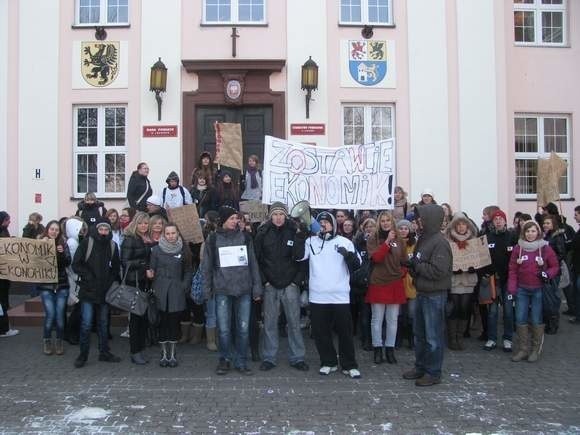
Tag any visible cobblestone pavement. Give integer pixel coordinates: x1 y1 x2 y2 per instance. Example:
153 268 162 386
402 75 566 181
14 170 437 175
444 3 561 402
1 314 580 434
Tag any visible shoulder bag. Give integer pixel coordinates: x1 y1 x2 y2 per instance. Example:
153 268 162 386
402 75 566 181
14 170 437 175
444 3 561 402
106 270 149 316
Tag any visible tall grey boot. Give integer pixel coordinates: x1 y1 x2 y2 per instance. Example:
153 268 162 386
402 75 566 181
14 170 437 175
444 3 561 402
168 341 178 368
159 342 169 367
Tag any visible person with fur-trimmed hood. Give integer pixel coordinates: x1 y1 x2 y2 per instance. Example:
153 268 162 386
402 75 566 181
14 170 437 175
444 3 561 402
294 211 362 379
445 212 480 351
508 220 559 363
75 192 107 227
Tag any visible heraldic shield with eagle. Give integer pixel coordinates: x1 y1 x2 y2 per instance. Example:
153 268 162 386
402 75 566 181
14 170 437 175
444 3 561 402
349 40 387 87
81 41 119 87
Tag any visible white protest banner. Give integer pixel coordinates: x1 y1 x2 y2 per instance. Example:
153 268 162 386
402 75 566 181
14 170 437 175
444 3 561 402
262 136 395 210
0 238 57 283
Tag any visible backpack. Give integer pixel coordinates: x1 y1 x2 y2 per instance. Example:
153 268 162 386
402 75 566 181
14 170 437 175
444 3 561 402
85 236 116 262
350 250 372 294
162 186 186 206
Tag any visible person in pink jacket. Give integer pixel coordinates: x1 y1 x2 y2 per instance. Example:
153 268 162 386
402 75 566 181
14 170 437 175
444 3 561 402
508 220 559 363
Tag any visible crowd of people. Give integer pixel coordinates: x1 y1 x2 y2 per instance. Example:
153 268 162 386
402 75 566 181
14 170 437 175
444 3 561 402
1 151 580 387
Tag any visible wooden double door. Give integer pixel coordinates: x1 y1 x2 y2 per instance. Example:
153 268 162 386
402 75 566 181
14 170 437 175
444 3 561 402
196 105 273 168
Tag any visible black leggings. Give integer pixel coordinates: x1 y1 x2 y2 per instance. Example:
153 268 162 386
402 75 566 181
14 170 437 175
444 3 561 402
449 293 472 320
158 311 181 342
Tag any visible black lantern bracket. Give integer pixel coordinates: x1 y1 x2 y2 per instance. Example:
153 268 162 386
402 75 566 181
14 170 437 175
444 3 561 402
301 56 319 120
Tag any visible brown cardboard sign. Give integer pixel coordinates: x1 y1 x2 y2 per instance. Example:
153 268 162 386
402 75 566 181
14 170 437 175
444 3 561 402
450 235 492 272
0 238 57 283
167 204 204 244
240 200 269 223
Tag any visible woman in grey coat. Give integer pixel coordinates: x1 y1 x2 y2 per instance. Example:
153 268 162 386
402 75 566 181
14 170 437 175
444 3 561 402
148 223 193 367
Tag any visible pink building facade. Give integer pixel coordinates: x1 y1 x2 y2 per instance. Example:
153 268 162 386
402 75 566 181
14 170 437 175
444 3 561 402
0 0 577 232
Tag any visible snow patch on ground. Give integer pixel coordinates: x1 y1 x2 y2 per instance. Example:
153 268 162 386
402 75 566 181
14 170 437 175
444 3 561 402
67 407 111 424
380 422 393 431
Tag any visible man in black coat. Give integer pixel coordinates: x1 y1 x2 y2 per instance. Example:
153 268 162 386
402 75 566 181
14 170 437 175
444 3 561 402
253 202 308 372
72 221 121 368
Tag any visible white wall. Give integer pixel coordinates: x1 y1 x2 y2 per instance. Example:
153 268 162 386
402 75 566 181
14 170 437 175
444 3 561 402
406 0 450 202
141 0 182 195
286 0 328 146
0 0 7 211
456 0 499 219
18 0 59 227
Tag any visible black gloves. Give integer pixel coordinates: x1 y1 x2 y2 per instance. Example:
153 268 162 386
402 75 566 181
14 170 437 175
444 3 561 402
337 247 360 274
453 269 463 275
336 246 349 257
538 271 550 282
467 267 476 274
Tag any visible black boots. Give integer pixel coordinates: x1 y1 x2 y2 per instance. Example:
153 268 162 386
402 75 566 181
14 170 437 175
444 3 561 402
385 347 397 364
373 347 384 364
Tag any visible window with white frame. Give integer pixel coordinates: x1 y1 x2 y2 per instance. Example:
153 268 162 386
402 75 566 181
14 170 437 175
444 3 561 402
203 0 266 24
340 0 393 26
73 106 127 197
514 114 571 198
513 0 566 45
76 0 129 26
343 104 394 146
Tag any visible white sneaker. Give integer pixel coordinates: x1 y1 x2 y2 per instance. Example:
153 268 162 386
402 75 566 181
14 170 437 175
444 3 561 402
0 329 19 337
483 340 497 351
502 339 513 352
319 365 338 375
120 328 130 338
342 368 361 379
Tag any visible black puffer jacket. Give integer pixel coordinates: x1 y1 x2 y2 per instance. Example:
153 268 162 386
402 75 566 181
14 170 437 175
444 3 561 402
127 171 152 212
545 228 567 263
121 235 150 289
76 201 107 227
482 228 518 287
72 232 120 304
254 219 305 289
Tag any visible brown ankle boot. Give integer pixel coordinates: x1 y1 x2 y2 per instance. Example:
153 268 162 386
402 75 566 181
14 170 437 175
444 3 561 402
190 323 204 345
511 324 530 362
205 327 218 351
178 322 191 344
55 339 64 355
43 339 53 355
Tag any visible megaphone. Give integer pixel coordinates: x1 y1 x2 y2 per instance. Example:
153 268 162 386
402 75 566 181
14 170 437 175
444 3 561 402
290 200 321 234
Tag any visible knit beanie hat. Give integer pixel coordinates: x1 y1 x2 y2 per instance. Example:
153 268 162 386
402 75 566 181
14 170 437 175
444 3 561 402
491 210 507 222
95 221 111 231
218 206 238 224
269 202 288 218
396 219 412 229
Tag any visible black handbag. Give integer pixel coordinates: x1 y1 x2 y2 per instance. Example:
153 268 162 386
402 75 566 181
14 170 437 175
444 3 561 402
542 279 561 316
106 271 149 316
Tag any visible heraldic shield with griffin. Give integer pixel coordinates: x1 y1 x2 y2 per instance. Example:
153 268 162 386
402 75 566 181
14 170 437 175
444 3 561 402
81 41 119 87
348 40 387 87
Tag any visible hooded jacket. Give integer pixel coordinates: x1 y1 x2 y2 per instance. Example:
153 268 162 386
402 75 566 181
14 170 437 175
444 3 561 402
254 218 305 289
75 200 107 227
201 228 262 299
65 217 86 290
72 228 120 304
127 170 152 212
411 204 452 294
446 212 479 290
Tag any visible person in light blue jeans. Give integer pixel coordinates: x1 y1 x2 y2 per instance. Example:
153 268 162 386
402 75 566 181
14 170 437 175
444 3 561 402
40 288 69 345
215 293 251 368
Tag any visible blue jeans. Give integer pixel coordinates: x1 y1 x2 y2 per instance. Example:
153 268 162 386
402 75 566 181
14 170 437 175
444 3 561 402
40 288 69 339
216 293 251 368
515 288 543 326
205 295 216 329
79 302 110 356
487 284 514 342
261 283 305 365
413 292 446 378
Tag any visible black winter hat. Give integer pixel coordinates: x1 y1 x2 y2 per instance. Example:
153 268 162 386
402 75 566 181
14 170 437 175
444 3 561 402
219 206 238 225
166 171 180 184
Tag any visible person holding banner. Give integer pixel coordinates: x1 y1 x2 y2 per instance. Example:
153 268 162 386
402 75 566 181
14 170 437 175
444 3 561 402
294 211 361 379
37 221 71 356
445 212 480 351
0 211 19 338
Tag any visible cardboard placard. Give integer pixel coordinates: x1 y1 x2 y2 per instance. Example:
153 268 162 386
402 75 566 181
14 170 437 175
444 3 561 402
167 204 204 244
0 238 58 283
240 200 269 223
537 152 567 206
450 235 492 272
214 122 243 170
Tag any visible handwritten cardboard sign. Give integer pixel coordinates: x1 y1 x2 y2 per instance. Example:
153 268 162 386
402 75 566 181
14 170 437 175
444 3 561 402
450 235 492 272
167 204 204 244
0 238 57 283
240 200 269 223
262 136 396 210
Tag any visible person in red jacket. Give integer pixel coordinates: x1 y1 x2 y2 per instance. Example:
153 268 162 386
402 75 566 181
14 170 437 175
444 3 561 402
508 220 559 363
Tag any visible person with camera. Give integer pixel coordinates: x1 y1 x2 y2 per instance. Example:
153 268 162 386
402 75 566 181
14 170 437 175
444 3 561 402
254 202 308 372
294 211 361 379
